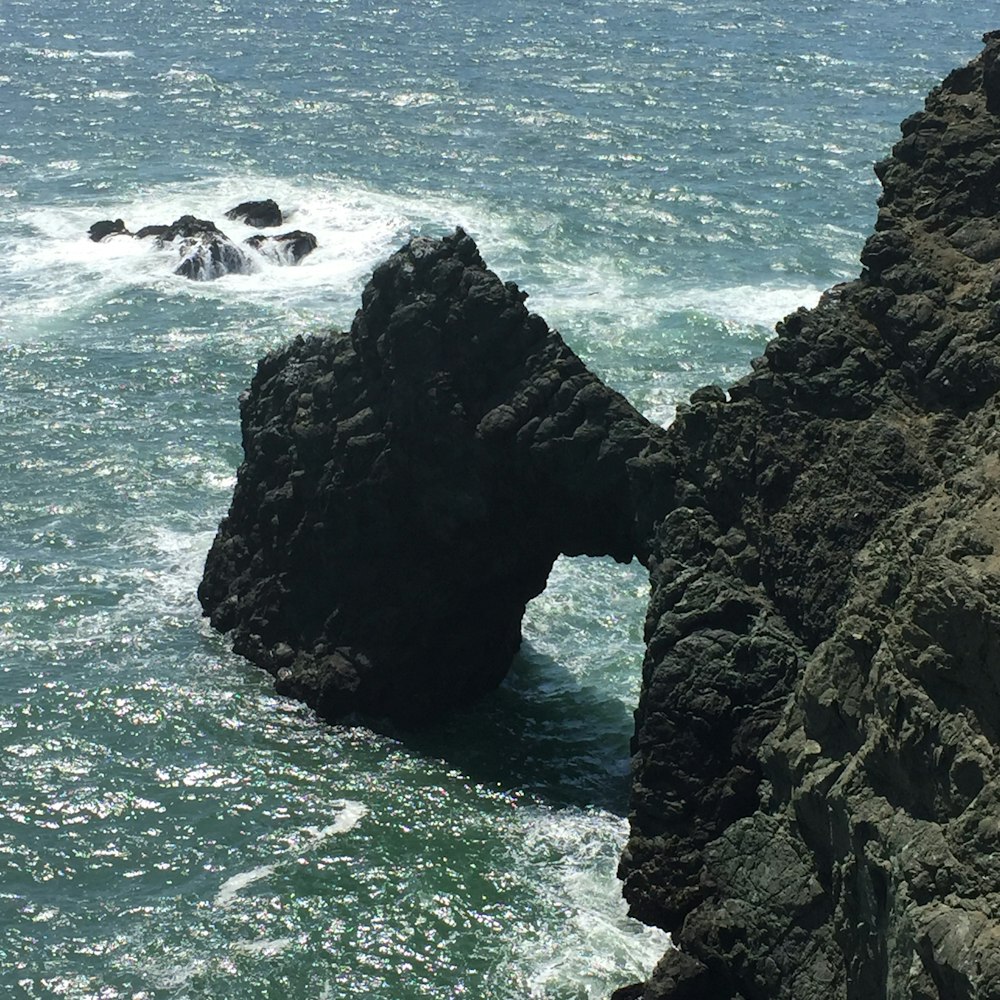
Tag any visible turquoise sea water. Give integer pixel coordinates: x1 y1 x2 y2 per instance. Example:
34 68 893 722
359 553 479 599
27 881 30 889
0 3 989 997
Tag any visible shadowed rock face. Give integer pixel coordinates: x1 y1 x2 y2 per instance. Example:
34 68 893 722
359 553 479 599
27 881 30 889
201 33 1000 1000
199 227 669 722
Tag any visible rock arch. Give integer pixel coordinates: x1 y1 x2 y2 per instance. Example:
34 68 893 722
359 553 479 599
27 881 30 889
201 35 1000 998
199 228 671 723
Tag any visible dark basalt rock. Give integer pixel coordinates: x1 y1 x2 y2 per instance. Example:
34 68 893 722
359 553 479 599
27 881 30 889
620 32 1000 1000
88 218 130 241
199 227 669 721
157 215 255 281
202 33 1000 1000
86 207 308 277
225 198 283 228
134 224 169 240
244 229 318 265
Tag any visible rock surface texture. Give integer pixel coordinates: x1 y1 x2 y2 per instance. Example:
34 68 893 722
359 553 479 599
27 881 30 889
201 35 1000 1000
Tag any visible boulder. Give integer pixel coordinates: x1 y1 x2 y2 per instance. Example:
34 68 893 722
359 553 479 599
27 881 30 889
224 199 283 228
199 227 668 721
244 229 318 265
157 215 255 281
88 218 130 241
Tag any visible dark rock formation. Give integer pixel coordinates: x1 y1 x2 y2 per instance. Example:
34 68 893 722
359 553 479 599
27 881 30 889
225 198 283 228
199 227 669 721
85 212 313 276
201 33 1000 1000
88 218 130 241
134 224 169 240
244 229 318 265
620 32 1000 999
157 215 255 281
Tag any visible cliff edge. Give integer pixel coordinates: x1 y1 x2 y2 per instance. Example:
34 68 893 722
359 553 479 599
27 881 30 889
201 33 1000 999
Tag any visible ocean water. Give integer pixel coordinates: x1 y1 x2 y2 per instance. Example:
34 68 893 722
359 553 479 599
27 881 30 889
0 3 988 997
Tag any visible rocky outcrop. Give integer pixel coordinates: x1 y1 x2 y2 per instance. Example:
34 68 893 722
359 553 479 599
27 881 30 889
244 229 318 265
199 227 669 721
225 198 283 228
157 215 255 280
619 31 1000 1000
88 218 130 241
201 33 1000 1000
85 206 317 279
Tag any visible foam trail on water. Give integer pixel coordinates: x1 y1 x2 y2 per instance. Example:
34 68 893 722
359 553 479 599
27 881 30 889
675 282 825 329
232 937 294 957
213 800 367 908
300 801 368 846
214 864 277 908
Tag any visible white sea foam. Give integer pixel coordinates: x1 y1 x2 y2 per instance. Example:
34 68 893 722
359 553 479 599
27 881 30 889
123 525 218 614
232 937 294 957
0 174 520 337
300 800 368 845
84 49 136 60
90 89 138 101
214 863 277 908
510 807 670 998
214 800 367 907
531 259 823 337
674 282 824 329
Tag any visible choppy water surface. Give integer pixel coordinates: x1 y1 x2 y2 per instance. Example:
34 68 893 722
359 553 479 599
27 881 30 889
0 2 988 997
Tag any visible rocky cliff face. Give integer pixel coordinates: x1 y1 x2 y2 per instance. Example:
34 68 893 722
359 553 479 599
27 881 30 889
622 31 1000 999
201 33 1000 1000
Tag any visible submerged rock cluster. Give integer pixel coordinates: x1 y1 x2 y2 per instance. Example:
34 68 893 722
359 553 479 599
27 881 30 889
201 34 1000 1000
88 199 316 280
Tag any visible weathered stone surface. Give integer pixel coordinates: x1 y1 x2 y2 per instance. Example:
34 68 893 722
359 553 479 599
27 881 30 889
199 227 668 721
201 33 1000 1000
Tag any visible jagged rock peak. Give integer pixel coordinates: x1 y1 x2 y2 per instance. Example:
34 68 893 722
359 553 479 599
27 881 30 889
199 227 669 723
